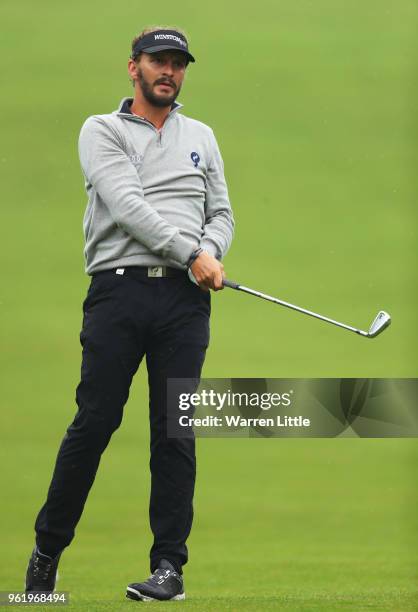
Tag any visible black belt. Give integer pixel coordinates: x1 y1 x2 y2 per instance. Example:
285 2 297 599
93 266 187 279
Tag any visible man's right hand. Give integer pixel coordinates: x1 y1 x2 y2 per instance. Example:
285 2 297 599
190 250 225 291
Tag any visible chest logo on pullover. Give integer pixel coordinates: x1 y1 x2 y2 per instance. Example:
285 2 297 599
129 154 143 165
190 152 200 167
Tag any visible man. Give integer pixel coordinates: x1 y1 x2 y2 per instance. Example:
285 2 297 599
25 26 234 602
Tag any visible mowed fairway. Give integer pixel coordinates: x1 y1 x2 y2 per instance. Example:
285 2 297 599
1 0 417 610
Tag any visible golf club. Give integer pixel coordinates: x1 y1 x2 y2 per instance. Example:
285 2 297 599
223 279 391 339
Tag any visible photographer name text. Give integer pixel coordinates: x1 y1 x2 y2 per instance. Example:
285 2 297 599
178 415 310 428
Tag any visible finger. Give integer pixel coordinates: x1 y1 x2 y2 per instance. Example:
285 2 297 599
213 271 224 291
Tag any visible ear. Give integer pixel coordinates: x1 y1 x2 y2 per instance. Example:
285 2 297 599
127 58 139 81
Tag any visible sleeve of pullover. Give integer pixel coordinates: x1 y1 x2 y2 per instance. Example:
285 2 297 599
200 129 235 260
78 116 197 266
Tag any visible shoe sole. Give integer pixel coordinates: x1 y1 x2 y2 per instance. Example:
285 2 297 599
126 587 185 602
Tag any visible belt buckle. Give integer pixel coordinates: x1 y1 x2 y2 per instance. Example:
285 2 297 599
148 266 165 277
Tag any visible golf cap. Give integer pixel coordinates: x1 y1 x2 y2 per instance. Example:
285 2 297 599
131 30 195 63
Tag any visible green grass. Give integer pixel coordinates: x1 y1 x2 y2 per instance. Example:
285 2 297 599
1 0 417 610
2 432 417 610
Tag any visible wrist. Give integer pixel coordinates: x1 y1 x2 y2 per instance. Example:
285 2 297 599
187 247 203 269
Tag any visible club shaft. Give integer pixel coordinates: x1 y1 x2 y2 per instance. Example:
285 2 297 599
224 280 368 337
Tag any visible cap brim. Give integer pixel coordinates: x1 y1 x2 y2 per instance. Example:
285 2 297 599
142 45 195 63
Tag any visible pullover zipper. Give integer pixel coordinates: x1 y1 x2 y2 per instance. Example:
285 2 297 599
119 109 177 148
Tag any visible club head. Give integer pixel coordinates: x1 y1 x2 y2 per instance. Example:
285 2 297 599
367 311 391 338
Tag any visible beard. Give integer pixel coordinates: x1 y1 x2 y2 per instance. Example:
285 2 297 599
136 67 181 108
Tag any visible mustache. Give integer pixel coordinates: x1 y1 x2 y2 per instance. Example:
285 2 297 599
154 78 176 89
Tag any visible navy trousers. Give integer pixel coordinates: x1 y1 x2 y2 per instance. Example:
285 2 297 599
34 268 210 574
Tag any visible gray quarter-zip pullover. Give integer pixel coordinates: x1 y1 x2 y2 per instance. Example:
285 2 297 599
78 97 234 274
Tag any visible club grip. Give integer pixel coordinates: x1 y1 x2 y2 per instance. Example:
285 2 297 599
223 279 240 290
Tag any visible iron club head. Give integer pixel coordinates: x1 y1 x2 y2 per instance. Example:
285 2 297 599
367 311 391 338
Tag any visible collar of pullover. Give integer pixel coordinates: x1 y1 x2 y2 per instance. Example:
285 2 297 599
115 97 183 123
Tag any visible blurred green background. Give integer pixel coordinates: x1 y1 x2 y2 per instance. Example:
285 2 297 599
1 0 417 610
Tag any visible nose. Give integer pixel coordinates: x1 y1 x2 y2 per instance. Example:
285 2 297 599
161 60 175 76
